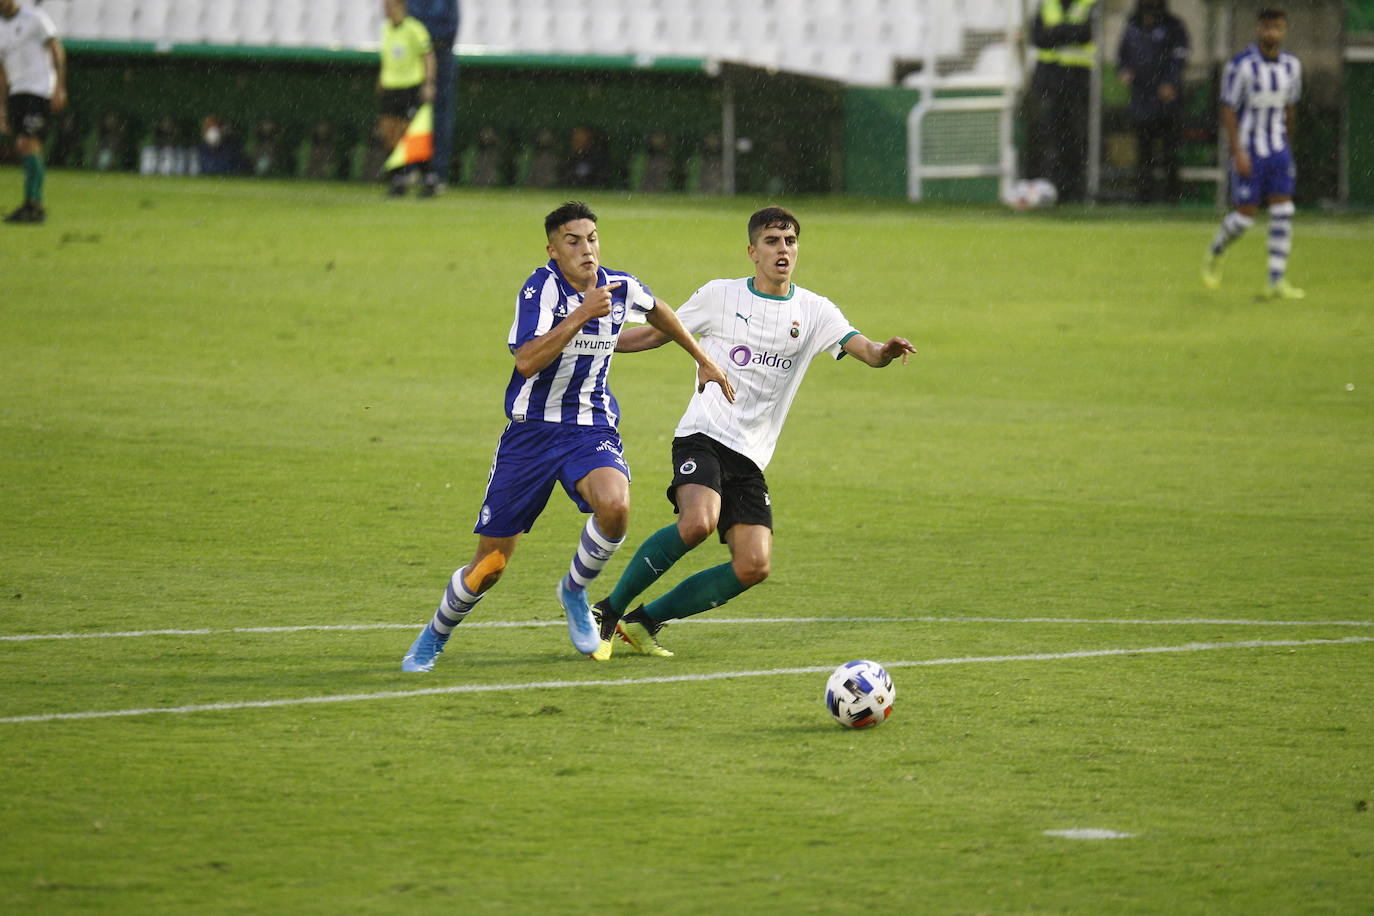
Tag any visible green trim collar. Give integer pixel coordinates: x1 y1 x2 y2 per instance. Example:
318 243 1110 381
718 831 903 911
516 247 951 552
747 277 795 301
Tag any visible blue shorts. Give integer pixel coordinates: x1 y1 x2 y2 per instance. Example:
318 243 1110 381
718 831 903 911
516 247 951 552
474 421 630 537
1231 148 1295 206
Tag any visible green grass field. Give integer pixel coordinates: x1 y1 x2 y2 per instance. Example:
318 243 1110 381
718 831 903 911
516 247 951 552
2 171 1372 914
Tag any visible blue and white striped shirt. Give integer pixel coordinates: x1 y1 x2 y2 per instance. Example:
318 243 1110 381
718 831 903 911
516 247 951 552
1220 44 1301 159
503 260 655 428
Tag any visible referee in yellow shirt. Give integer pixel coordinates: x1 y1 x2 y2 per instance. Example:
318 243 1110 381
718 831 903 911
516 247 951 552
377 0 436 196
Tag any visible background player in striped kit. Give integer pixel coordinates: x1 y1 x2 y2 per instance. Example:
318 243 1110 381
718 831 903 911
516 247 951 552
589 206 916 660
1203 5 1304 300
402 201 734 671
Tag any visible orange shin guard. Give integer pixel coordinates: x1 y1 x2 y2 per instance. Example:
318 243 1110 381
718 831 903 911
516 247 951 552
463 552 507 593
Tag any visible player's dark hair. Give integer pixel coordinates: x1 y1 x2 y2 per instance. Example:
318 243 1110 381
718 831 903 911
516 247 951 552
545 201 597 237
748 206 801 245
1257 4 1286 22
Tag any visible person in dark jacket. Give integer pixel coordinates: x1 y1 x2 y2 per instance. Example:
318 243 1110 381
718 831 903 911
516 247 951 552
1028 0 1101 204
1117 0 1189 203
406 0 460 193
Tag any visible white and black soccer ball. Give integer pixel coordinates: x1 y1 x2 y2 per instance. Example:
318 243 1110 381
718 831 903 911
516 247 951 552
1029 178 1058 207
824 660 895 729
1002 178 1059 210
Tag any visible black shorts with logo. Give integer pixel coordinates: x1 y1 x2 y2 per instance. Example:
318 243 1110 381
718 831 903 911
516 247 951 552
378 86 422 120
668 433 772 543
8 93 51 140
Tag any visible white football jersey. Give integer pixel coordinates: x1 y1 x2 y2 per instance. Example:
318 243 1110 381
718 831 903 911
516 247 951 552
673 278 857 470
0 4 59 98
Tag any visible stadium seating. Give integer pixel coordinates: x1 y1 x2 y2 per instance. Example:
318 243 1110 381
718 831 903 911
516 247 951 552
98 0 137 42
272 0 310 47
52 0 1018 88
238 0 273 46
134 0 172 43
204 3 238 46
166 3 205 44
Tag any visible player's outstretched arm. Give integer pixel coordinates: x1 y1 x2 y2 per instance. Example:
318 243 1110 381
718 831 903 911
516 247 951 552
842 333 917 368
614 325 669 352
643 300 736 402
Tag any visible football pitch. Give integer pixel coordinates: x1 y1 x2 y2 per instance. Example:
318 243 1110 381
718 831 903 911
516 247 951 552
2 171 1372 913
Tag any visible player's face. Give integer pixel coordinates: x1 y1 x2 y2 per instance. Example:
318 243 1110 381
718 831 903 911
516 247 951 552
547 219 601 290
1256 17 1287 53
748 224 800 289
383 0 406 24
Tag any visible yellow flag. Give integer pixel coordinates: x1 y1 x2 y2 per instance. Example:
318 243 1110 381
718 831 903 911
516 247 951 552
385 103 434 171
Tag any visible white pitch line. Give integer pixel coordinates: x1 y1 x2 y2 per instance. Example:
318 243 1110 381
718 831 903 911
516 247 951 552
3 616 1372 643
1 636 1368 725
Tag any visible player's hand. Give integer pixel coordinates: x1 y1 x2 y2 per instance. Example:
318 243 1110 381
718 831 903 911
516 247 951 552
696 358 736 403
1157 83 1177 104
579 280 622 320
1233 149 1252 179
51 87 68 113
421 83 435 104
880 337 917 366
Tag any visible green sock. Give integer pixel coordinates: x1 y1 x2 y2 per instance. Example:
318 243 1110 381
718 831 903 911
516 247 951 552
23 154 44 204
607 523 690 614
642 562 747 624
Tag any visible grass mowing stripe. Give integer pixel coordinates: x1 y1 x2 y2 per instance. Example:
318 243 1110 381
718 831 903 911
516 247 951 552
3 616 1372 643
3 636 1368 725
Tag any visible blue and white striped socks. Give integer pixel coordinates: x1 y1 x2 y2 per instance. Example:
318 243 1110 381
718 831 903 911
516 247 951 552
562 517 624 594
1209 210 1254 257
430 567 483 636
1267 201 1295 286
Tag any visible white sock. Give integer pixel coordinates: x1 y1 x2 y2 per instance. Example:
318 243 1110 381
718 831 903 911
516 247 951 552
431 566 483 635
1209 210 1254 257
563 517 624 592
1267 201 1294 285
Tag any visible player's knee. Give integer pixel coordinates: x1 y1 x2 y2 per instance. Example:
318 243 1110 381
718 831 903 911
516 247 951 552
594 497 630 539
733 556 770 588
677 516 715 548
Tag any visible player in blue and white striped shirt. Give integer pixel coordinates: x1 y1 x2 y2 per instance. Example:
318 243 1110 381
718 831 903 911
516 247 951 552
402 201 734 671
1203 5 1305 299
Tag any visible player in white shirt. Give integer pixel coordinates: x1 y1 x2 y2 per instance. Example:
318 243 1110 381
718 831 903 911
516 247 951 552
0 0 67 224
591 206 916 659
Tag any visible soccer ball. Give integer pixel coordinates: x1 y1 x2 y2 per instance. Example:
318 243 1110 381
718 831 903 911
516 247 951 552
1002 178 1059 210
824 660 895 729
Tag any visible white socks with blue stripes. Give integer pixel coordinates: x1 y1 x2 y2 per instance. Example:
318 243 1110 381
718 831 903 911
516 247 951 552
563 517 624 593
1267 201 1295 286
1210 210 1254 257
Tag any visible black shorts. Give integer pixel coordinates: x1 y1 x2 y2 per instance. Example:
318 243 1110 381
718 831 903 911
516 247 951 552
668 433 772 543
7 94 51 140
378 86 421 120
